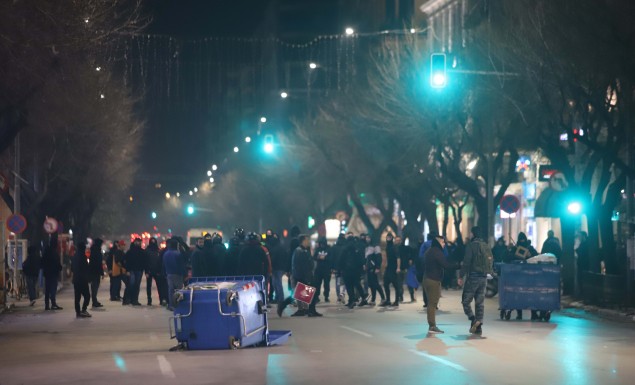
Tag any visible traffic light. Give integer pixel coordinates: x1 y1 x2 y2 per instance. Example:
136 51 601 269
151 211 157 219
567 201 582 215
264 134 274 154
186 204 195 215
430 53 447 88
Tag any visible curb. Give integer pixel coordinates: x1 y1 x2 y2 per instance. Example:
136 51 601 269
561 297 635 323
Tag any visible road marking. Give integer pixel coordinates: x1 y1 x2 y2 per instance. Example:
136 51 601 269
157 355 175 378
310 350 322 353
149 332 158 341
408 349 467 372
340 326 372 338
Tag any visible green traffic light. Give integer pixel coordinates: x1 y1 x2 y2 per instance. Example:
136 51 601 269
567 202 582 215
151 211 157 219
430 53 447 88
186 205 195 215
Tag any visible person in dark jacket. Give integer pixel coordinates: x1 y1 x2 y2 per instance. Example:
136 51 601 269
340 233 367 309
366 245 385 305
123 238 145 306
541 230 562 261
330 234 347 303
491 237 508 263
225 228 245 276
423 235 455 334
508 232 538 320
381 233 402 308
88 238 104 308
268 233 287 304
42 234 63 311
72 242 91 318
277 235 321 317
211 233 227 276
286 225 301 291
313 237 332 303
23 246 41 306
238 232 270 276
145 237 168 306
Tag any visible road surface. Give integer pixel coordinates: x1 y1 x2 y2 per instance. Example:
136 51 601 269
0 278 633 385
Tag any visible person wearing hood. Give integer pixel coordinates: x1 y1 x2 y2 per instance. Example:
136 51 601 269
366 245 385 305
330 233 347 303
211 232 227 275
380 233 402 308
88 238 105 308
72 242 91 318
238 232 271 276
278 234 322 317
458 227 494 336
145 237 167 306
192 233 218 277
339 233 367 309
423 235 456 334
42 234 63 311
313 236 332 303
123 238 145 306
226 228 245 276
23 246 42 306
107 241 125 301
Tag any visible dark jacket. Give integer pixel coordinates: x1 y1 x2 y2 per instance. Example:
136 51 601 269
123 244 146 272
72 244 90 285
42 242 62 279
269 238 288 272
292 245 314 283
424 240 453 281
313 244 332 272
145 243 163 275
225 238 243 276
339 238 364 275
192 240 220 277
366 249 382 274
541 237 562 259
211 241 228 276
461 237 494 276
238 240 269 276
23 247 41 278
385 241 401 273
89 239 104 279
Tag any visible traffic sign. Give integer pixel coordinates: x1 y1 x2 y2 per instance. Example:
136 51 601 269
6 214 27 234
43 216 59 234
500 195 521 214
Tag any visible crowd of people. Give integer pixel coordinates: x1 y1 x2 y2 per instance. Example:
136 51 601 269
20 224 573 334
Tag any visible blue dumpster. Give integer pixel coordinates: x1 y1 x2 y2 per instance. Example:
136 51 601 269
169 276 290 350
498 264 561 321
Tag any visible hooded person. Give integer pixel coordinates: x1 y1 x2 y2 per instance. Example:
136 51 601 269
226 228 246 276
238 232 270 276
145 237 168 306
123 238 145 306
381 233 402 308
340 233 367 309
313 236 332 303
88 238 105 308
72 242 91 318
423 235 456 334
107 241 125 301
42 234 63 311
268 233 287 304
23 245 42 306
330 233 347 303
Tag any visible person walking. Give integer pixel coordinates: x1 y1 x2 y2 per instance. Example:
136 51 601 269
238 232 270 277
72 242 91 318
340 233 367 309
381 233 401 307
42 234 63 311
145 237 168 306
366 245 385 305
268 233 287 304
423 235 455 334
277 235 322 317
88 239 104 309
459 226 494 336
163 238 185 311
23 246 41 306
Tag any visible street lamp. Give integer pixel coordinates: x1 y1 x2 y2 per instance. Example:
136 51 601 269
245 136 251 143
567 202 582 215
186 205 195 215
189 190 193 196
207 170 212 177
260 116 267 123
345 27 354 36
309 62 317 69
264 134 274 154
165 192 171 199
151 211 157 219
280 91 288 99
233 146 239 153
209 177 214 183
193 187 198 193
212 164 218 171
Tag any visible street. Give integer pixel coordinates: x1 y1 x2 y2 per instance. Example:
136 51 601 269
1 278 634 385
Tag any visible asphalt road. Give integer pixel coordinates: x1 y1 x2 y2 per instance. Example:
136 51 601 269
1 278 634 385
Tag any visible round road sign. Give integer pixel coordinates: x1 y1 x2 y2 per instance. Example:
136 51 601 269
6 214 27 234
43 217 59 234
500 195 521 214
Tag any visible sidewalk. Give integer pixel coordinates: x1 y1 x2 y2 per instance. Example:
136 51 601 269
560 295 635 323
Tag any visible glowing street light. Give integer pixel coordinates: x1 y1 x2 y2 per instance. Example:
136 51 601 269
212 164 218 171
264 134 274 154
207 170 212 176
410 28 416 34
309 62 317 69
209 177 215 183
280 91 288 99
193 187 198 193
100 94 105 99
186 205 195 215
260 116 267 123
245 136 252 143
176 192 180 197
233 146 239 153
189 190 193 196
96 66 101 71
345 27 354 36
567 202 582 215
151 211 157 219
165 192 171 199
